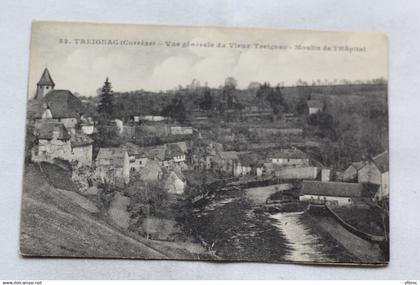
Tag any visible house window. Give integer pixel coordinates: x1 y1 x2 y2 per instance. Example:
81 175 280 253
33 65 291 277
130 167 136 173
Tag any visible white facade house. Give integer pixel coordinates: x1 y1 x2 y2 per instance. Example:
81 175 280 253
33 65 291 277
307 99 324 115
299 180 377 206
268 148 309 167
81 123 94 135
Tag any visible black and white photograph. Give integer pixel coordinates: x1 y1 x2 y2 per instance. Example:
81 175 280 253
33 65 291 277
19 21 389 265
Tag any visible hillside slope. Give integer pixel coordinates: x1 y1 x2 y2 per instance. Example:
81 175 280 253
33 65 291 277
20 164 195 259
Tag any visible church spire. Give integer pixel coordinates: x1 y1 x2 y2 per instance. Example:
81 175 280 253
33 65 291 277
35 68 55 100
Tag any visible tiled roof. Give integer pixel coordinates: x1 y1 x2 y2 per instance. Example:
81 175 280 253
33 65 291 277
143 145 167 161
373 151 389 173
70 132 93 147
121 142 144 156
40 90 85 119
96 148 127 168
301 181 377 198
37 121 70 141
138 160 162 179
165 143 184 159
37 68 55 86
173 141 188 153
238 152 264 167
351 161 366 170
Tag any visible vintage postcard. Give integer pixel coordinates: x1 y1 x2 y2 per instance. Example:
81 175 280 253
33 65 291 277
20 21 389 265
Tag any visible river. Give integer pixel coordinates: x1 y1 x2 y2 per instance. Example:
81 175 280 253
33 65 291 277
271 211 330 262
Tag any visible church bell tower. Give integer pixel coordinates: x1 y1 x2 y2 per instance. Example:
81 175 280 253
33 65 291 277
35 68 55 100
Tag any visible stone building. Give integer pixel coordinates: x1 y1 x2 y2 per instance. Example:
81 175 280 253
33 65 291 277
31 121 93 166
95 148 130 185
358 151 389 200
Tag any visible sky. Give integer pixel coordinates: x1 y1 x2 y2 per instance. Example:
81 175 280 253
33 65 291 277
28 22 388 97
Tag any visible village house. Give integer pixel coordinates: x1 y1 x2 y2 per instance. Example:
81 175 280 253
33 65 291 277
95 148 130 185
200 141 224 170
121 143 149 174
80 116 95 135
142 144 167 164
30 69 94 167
299 180 378 206
165 143 187 168
31 121 72 163
267 148 309 167
69 132 94 166
307 99 324 115
234 158 252 177
35 89 85 131
357 151 389 200
343 161 366 182
137 160 163 182
31 121 93 167
164 170 186 194
216 151 240 175
235 152 264 177
31 68 86 132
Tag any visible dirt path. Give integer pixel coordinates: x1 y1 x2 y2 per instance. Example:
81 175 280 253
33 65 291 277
271 212 331 262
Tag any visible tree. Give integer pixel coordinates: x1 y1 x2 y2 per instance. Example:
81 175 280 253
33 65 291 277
224 77 237 90
247 82 261 91
296 96 308 115
256 83 287 116
125 177 169 236
161 96 187 123
187 78 201 90
199 87 214 111
97 77 114 119
266 85 286 115
220 77 238 110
